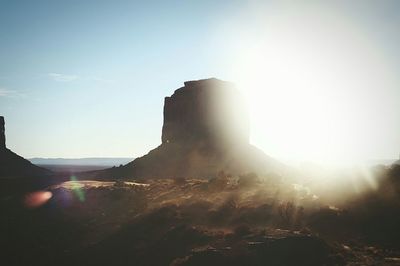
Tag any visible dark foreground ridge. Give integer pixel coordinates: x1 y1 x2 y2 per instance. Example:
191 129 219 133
0 116 51 178
93 78 283 179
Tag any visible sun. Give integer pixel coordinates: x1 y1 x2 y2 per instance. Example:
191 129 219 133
226 8 397 164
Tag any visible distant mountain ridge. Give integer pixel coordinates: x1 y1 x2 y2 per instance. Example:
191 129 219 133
29 157 133 166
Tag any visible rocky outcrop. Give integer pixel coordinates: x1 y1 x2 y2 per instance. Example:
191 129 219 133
95 78 283 179
0 116 5 149
0 116 51 178
161 78 249 149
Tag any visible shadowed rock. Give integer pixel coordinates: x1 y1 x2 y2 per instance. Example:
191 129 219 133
94 78 283 179
162 78 249 148
0 116 5 149
0 116 51 178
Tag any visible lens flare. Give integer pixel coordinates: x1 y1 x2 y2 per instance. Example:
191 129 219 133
24 191 52 208
70 175 85 202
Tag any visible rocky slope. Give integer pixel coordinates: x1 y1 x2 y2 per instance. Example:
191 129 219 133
0 116 51 178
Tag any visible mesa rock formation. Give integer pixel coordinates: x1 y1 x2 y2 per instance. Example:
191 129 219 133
95 78 283 179
161 78 249 148
0 116 51 178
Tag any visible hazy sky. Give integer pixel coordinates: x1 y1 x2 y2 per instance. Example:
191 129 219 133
0 0 399 163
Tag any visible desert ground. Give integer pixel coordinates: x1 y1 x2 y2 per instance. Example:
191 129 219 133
2 164 400 266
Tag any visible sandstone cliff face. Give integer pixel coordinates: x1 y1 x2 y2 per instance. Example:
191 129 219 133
161 78 249 149
95 78 283 179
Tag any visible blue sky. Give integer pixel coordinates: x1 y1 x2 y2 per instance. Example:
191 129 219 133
1 0 400 162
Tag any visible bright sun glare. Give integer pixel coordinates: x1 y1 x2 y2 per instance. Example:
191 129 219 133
225 4 399 164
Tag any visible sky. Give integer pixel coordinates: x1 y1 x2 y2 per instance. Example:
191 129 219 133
0 0 399 163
